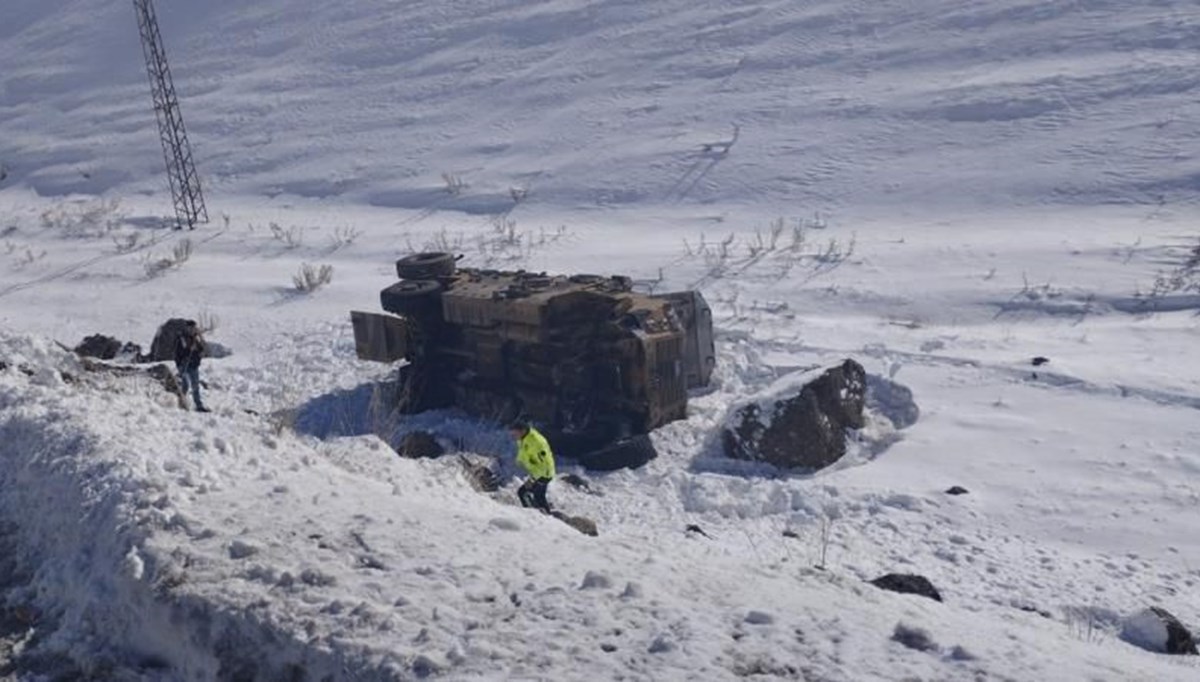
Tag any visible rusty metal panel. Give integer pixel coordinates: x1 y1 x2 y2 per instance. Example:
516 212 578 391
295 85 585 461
350 311 409 362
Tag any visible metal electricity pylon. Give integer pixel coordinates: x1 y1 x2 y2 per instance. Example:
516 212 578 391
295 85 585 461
133 0 207 230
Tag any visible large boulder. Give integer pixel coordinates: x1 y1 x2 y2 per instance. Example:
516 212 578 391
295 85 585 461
147 318 194 362
871 573 943 603
1122 607 1197 655
723 359 867 470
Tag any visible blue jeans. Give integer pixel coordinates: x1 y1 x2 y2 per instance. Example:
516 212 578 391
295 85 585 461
178 365 205 410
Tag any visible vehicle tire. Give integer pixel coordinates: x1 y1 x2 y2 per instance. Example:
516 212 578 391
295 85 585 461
396 252 456 280
575 434 657 472
381 279 442 317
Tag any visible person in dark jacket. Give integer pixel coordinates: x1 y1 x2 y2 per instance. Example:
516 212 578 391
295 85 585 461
174 320 208 412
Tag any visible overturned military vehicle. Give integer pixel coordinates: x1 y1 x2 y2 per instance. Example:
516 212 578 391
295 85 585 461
351 252 715 470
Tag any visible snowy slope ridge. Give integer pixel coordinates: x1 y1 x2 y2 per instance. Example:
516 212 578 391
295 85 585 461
0 337 357 679
3 332 1200 680
2 0 1199 210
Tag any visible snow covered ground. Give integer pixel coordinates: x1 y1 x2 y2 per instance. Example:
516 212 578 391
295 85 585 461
1 0 1199 679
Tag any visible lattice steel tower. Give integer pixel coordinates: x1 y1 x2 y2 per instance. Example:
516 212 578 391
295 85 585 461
134 0 207 230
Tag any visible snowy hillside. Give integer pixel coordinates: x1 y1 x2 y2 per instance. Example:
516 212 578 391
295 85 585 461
2 0 1199 210
2 0 1200 680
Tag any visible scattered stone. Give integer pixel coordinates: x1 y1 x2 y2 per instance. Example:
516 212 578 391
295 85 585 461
745 610 775 625
945 486 969 496
723 359 867 470
459 455 499 492
1121 607 1198 655
559 472 596 494
1032 356 1050 366
685 523 712 539
871 574 943 603
621 582 643 599
74 334 127 360
891 623 938 652
398 431 444 459
552 512 599 537
580 571 612 590
1017 605 1052 619
600 643 618 653
782 528 800 539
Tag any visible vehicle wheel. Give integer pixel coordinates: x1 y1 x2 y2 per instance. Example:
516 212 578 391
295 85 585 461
575 434 657 472
381 279 442 317
396 252 456 280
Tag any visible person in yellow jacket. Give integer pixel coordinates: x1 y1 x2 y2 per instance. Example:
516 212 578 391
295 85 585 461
509 419 556 513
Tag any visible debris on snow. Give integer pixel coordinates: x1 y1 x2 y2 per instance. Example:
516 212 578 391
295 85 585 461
871 574 944 603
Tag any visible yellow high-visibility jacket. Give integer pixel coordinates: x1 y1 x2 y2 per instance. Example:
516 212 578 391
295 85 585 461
516 427 556 480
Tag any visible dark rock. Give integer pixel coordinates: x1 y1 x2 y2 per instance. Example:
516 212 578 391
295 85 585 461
948 645 976 660
723 359 867 470
685 524 712 539
559 472 594 493
945 486 969 496
147 319 219 363
1017 605 1052 619
1155 608 1198 655
74 334 123 360
554 512 599 537
1123 607 1198 655
398 431 444 459
147 318 195 362
1032 356 1050 366
871 574 943 603
891 623 938 652
458 456 499 492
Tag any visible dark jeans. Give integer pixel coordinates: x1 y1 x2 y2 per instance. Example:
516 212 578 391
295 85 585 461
178 365 205 410
518 478 552 512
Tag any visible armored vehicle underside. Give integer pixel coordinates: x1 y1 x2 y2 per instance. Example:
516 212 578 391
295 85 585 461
352 253 715 469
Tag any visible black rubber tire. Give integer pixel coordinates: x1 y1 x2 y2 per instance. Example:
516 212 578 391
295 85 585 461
380 279 441 317
575 434 657 472
396 252 456 280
